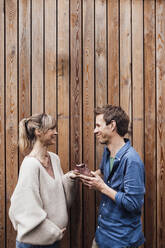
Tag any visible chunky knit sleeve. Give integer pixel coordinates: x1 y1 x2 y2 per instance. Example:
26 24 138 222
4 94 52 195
9 157 64 245
54 154 77 208
62 172 77 208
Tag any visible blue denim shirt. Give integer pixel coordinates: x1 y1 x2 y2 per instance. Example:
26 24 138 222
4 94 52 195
95 139 145 248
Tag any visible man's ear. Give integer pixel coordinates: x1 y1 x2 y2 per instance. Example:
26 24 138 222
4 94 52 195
110 120 117 132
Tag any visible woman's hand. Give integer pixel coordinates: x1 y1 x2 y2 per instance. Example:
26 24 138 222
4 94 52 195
61 227 66 234
67 170 80 179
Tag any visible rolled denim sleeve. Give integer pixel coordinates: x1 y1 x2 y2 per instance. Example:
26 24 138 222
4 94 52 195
115 160 145 213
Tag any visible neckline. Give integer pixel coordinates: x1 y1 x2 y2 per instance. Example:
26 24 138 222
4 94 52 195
26 153 55 180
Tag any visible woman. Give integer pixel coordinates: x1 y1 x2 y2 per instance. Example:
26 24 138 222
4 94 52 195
9 113 76 248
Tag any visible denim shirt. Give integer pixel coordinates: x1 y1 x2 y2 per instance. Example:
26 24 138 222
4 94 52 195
95 139 145 248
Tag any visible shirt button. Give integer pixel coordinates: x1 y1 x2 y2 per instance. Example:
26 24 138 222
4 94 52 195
98 225 100 229
99 214 101 218
108 180 110 183
103 203 105 206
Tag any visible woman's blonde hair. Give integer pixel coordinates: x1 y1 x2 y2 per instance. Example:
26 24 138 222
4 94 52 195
19 113 56 154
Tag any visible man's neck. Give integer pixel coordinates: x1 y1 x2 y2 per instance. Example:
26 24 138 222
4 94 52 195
107 136 125 158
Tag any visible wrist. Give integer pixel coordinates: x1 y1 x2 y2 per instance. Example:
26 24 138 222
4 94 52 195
100 182 107 193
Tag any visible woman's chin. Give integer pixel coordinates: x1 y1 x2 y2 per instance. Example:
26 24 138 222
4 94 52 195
46 140 56 146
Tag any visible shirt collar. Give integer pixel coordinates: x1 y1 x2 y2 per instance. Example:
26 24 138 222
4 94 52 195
105 138 131 162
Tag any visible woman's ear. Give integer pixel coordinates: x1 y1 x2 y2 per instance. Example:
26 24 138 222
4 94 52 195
35 129 42 137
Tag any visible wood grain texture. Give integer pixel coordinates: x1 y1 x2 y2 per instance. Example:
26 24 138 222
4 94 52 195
144 0 156 247
0 1 165 247
5 0 18 247
32 0 43 113
57 0 70 247
108 0 119 105
95 0 107 108
19 0 30 120
0 0 5 247
120 0 132 139
45 0 57 153
132 2 144 247
83 0 95 247
156 1 165 247
95 0 107 226
132 0 144 158
70 0 83 247
19 0 31 163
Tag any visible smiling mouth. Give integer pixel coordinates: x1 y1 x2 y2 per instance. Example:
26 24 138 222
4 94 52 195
96 135 102 140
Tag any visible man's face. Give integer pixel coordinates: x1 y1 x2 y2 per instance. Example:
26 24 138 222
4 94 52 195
94 114 114 145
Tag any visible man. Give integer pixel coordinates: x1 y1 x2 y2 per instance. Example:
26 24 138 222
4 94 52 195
77 105 145 248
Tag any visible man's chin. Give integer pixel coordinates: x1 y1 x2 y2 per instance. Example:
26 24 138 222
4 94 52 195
99 140 108 145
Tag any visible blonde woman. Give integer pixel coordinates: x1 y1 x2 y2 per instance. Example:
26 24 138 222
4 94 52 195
9 113 76 248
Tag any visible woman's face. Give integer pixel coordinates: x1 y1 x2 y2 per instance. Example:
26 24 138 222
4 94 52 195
40 126 58 146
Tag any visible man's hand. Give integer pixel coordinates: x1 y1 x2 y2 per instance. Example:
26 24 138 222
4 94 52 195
77 171 105 192
77 170 117 201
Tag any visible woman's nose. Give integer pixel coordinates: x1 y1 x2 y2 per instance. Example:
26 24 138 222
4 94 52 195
94 128 98 134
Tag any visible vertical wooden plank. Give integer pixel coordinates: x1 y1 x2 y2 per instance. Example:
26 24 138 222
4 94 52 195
156 1 165 247
58 0 70 247
120 0 132 137
132 0 144 158
95 0 107 226
19 0 30 120
70 0 83 247
132 2 144 247
19 0 31 164
83 0 95 247
58 0 70 173
45 0 57 153
0 0 5 247
95 0 107 109
5 0 18 247
32 0 43 114
144 1 156 247
108 0 119 105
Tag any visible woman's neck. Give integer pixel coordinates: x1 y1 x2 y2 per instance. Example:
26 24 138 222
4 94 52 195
29 140 48 159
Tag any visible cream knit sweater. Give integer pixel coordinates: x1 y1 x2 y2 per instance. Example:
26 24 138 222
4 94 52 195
9 152 76 245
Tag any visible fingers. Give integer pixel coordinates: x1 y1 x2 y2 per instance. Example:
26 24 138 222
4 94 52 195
81 179 93 189
91 171 96 177
69 173 78 179
62 227 67 233
73 170 81 175
69 170 81 179
77 174 92 180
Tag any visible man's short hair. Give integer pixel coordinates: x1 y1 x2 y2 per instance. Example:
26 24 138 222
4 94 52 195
94 105 129 137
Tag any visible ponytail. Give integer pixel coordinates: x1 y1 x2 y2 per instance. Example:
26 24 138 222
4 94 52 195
19 118 32 154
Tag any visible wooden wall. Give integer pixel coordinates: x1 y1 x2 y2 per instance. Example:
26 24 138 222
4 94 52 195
0 0 165 247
